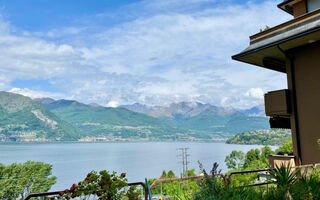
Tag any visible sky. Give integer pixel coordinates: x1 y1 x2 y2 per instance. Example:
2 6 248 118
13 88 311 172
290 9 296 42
0 0 292 108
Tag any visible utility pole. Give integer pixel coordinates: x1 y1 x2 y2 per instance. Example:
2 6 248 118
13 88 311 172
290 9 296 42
177 148 190 177
185 148 190 173
178 148 185 176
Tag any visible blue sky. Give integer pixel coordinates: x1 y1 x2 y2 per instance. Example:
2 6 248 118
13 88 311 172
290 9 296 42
0 0 291 108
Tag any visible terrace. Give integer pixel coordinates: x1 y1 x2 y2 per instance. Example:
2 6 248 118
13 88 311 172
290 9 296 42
4 0 320 199
23 162 320 199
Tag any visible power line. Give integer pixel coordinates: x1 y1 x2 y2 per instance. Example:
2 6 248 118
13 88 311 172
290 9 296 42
177 147 190 177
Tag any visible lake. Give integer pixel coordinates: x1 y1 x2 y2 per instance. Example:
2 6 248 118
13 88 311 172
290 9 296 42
0 142 266 191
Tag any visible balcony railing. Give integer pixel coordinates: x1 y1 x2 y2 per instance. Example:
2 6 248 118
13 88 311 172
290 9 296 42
24 163 320 200
25 181 149 200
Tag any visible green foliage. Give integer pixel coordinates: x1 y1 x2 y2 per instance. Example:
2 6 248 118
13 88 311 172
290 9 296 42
184 169 196 177
167 170 177 178
276 140 294 155
193 162 224 200
53 170 141 200
221 145 320 199
261 146 273 160
226 146 273 171
195 161 320 200
160 170 167 179
193 162 264 200
0 161 56 200
226 129 291 145
270 164 300 190
224 146 273 187
290 169 320 199
225 150 245 170
260 25 270 32
150 170 199 200
243 149 261 168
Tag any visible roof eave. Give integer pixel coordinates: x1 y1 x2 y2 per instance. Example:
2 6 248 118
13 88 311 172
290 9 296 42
232 26 320 73
277 0 295 15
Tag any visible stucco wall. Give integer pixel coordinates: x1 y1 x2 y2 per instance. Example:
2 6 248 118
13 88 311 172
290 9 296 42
288 42 320 164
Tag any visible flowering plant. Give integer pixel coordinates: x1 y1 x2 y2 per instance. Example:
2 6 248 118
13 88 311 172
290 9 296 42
51 170 141 200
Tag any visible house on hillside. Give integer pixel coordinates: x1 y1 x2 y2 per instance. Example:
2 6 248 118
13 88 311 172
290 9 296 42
233 0 320 165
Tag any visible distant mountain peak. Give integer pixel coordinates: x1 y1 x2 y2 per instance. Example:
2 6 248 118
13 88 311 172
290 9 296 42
89 103 102 107
34 97 56 104
122 101 223 118
241 105 265 117
120 101 266 118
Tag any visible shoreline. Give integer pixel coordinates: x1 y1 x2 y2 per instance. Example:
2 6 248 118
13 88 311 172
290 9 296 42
0 139 228 145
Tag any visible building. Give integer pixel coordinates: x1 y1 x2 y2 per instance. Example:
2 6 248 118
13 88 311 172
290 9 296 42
232 0 320 165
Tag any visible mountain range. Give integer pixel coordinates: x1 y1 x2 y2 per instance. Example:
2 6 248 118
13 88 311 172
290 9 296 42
121 102 265 118
0 91 269 142
121 102 268 138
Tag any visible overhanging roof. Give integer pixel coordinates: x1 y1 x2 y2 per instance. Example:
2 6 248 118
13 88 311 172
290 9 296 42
232 9 320 73
277 0 299 15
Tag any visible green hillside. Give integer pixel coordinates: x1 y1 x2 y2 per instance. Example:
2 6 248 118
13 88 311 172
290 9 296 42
39 99 184 140
226 129 291 145
42 99 270 141
161 111 269 138
0 92 273 142
0 92 80 141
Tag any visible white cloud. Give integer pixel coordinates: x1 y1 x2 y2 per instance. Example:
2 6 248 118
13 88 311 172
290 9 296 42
0 1 291 108
8 88 65 99
106 100 119 108
245 88 264 100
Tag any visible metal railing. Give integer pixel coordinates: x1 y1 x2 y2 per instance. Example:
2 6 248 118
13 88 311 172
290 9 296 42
24 163 320 199
149 173 225 192
25 182 149 200
225 163 320 188
224 168 274 187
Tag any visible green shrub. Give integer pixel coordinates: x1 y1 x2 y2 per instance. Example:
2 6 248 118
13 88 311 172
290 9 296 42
276 140 293 155
0 161 56 200
52 170 141 200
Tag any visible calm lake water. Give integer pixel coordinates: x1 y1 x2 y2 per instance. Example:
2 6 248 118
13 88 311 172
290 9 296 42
0 142 266 191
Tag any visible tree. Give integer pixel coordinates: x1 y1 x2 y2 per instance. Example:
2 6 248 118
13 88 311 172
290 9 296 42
261 146 274 159
151 169 200 198
261 146 274 164
243 149 261 168
167 170 176 178
53 170 141 200
186 169 196 177
225 150 245 170
160 170 167 178
276 140 293 155
0 161 56 200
